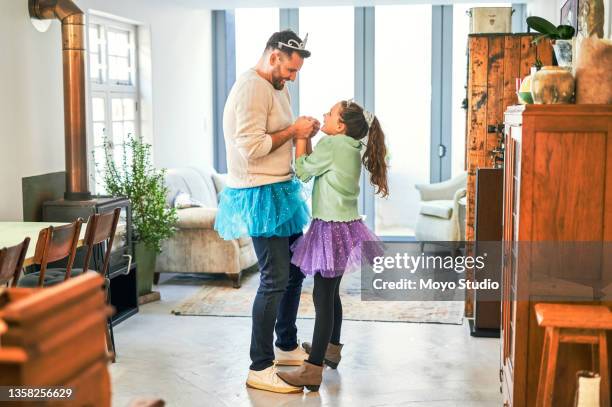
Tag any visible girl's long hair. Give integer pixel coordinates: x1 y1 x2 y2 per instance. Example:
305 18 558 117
340 100 389 197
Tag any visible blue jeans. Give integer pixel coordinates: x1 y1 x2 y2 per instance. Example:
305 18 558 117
249 233 304 371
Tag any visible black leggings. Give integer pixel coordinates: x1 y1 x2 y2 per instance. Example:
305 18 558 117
307 273 343 366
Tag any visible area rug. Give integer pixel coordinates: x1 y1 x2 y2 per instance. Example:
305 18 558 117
170 268 464 325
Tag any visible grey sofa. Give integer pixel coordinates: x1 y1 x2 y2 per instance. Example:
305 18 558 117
155 166 257 288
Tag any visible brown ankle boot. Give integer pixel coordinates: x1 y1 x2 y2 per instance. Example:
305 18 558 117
276 360 323 391
302 342 343 369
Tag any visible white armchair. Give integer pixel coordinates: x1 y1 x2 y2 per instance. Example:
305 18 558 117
414 172 467 243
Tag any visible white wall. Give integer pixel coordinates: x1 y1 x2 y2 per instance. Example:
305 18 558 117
0 0 213 221
527 0 612 38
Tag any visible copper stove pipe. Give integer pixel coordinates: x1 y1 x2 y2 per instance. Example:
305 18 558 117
29 0 91 200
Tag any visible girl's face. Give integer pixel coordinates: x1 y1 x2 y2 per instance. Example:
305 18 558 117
321 102 346 136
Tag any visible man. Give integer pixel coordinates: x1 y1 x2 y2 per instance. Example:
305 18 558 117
214 30 319 394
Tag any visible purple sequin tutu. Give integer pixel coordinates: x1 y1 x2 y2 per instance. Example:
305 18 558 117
290 218 383 278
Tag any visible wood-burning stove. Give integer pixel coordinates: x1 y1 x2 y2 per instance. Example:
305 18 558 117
42 196 138 325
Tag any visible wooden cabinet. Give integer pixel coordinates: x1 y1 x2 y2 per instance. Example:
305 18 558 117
501 104 612 407
465 34 553 243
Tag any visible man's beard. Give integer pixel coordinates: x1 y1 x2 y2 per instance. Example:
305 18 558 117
271 77 285 90
271 66 286 90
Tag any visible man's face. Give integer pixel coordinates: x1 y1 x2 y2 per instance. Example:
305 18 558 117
270 51 304 90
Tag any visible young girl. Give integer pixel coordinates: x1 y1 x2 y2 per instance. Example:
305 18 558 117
277 99 388 391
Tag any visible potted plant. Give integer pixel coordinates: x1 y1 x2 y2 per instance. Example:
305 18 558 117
99 135 178 297
526 16 576 67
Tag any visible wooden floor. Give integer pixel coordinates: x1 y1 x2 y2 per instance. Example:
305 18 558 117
110 275 502 407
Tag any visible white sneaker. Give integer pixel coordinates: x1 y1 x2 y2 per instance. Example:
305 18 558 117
274 343 308 366
246 365 303 394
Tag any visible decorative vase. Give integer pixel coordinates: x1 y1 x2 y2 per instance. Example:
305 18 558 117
135 241 157 296
517 74 534 104
552 39 574 67
531 66 575 104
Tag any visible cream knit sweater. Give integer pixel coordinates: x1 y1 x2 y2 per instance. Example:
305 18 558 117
222 68 294 188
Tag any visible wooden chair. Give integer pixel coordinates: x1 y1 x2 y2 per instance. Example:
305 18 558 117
535 303 612 407
0 238 30 287
80 208 121 361
0 273 113 406
17 219 83 288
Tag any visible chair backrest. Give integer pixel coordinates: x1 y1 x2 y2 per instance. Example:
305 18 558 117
32 219 83 287
81 208 121 276
164 167 219 208
0 238 30 287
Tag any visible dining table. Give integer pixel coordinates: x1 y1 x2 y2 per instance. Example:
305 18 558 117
0 222 87 267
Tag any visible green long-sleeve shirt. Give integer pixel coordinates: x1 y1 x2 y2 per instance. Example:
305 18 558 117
295 135 362 222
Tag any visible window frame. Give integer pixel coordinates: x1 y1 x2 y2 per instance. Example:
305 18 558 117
86 14 141 195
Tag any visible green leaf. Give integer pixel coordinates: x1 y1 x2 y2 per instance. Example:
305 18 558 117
556 25 576 39
526 16 558 35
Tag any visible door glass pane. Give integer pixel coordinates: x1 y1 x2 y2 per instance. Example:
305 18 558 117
88 24 105 83
299 6 354 145
123 99 135 120
452 3 512 177
113 122 124 145
108 30 130 57
375 5 432 237
93 123 106 147
235 8 279 77
92 97 105 122
112 98 123 121
109 56 130 82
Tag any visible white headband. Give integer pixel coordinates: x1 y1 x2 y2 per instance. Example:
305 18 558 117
363 110 375 128
278 33 309 52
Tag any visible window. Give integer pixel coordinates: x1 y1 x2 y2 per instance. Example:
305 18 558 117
299 6 354 141
234 8 279 77
374 5 432 236
87 16 139 195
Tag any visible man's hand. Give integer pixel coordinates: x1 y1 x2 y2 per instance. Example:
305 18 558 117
306 116 321 138
293 116 316 139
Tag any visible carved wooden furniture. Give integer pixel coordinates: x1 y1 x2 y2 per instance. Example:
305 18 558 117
465 34 553 242
534 304 611 407
500 104 612 407
16 219 83 287
0 273 113 406
0 238 30 287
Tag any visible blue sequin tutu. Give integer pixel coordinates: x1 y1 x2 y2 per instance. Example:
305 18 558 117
214 178 310 240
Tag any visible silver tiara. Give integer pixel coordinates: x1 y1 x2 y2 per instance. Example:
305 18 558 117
278 33 309 51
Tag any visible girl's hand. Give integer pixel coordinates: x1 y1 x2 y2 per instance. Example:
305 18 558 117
309 119 321 137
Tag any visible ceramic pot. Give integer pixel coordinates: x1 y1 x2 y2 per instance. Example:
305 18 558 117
135 241 157 296
531 66 575 104
552 39 573 67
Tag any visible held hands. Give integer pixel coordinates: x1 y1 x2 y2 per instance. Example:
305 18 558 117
293 116 320 139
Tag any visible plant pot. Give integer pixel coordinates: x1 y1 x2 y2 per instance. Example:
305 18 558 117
552 39 573 68
531 66 575 104
135 241 157 296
